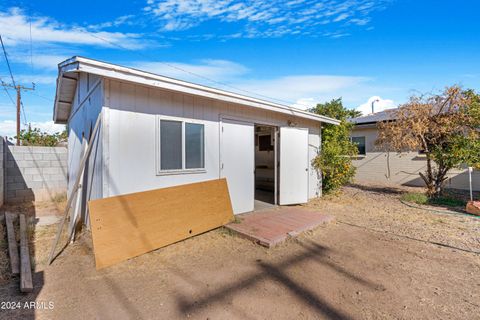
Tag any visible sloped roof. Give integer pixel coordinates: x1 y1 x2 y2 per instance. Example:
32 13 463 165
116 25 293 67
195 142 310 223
350 110 397 125
53 56 340 125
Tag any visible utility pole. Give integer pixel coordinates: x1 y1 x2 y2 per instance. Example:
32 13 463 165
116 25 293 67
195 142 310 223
1 82 34 145
371 98 380 114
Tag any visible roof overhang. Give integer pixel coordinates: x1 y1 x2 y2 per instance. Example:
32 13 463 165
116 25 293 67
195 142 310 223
53 56 340 125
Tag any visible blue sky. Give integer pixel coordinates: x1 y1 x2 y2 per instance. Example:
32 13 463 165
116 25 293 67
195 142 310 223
0 0 479 137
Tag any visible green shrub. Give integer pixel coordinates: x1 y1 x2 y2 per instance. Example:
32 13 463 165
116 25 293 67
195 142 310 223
310 98 360 194
401 192 428 204
429 197 466 207
401 192 466 207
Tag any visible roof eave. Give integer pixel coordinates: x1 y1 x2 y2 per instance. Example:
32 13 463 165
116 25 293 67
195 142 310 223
53 56 340 126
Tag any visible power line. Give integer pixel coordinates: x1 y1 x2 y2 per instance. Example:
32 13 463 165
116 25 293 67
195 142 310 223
0 75 16 107
0 34 29 125
30 91 53 102
29 11 34 72
0 35 16 87
84 31 315 110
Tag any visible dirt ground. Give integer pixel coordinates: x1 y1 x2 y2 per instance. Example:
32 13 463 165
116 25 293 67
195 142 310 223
0 184 479 320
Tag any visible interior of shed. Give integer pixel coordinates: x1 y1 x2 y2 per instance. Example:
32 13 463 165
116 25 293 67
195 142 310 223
254 125 276 209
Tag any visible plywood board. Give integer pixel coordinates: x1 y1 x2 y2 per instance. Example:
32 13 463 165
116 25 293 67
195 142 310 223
4 212 19 274
88 178 234 269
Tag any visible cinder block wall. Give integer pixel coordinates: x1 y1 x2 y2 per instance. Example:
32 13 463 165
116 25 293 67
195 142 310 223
5 145 67 203
351 127 480 191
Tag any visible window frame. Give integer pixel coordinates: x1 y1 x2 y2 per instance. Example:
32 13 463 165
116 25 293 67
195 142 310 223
351 136 367 156
156 116 206 175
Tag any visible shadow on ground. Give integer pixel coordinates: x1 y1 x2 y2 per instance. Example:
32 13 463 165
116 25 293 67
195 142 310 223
348 183 408 195
174 239 382 320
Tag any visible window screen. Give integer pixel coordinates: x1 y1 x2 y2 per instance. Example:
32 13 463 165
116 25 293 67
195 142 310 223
351 136 366 155
160 120 182 170
185 123 205 169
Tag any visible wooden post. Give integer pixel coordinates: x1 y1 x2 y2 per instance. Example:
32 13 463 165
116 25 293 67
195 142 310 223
19 214 33 293
4 212 20 274
0 82 35 145
48 116 102 265
16 86 20 146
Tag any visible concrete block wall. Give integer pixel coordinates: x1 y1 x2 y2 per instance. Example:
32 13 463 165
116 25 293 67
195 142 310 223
351 127 480 191
5 145 67 203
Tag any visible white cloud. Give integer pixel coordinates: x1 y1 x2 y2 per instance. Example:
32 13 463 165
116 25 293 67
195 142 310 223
10 54 69 70
132 59 371 109
355 96 396 115
235 75 370 107
133 59 249 81
146 0 390 37
292 97 317 110
0 120 16 138
0 120 65 138
0 7 145 49
15 74 57 85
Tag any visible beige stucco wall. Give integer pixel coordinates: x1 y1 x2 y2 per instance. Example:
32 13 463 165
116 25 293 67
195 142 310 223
351 126 480 191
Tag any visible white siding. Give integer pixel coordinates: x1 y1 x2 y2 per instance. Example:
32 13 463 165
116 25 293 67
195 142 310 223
103 79 323 200
67 74 104 227
351 127 480 191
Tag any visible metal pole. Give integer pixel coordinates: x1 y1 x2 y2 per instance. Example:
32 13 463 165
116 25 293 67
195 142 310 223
16 86 20 146
371 98 380 114
469 167 473 202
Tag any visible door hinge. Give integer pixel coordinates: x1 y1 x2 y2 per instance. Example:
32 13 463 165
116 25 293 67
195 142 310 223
221 163 224 169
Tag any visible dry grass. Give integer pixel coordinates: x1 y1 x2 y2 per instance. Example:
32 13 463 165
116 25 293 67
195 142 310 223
305 183 480 253
0 217 11 284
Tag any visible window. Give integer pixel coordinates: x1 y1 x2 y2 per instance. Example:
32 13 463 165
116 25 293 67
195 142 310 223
258 134 273 151
185 123 204 169
158 118 205 173
351 136 366 155
160 120 183 170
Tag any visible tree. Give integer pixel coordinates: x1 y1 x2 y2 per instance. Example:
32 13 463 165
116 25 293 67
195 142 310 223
16 125 68 147
310 98 361 193
376 86 480 196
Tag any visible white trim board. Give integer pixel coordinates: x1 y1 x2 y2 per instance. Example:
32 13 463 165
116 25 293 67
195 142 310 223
54 56 340 126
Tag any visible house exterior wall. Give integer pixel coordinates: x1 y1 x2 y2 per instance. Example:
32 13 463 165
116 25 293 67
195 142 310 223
103 78 322 200
67 73 104 226
351 127 480 191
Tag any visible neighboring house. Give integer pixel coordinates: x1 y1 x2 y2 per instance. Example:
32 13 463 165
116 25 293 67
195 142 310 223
52 56 339 224
350 111 479 191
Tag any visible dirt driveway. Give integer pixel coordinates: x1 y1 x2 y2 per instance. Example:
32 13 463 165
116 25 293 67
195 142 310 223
1 184 479 320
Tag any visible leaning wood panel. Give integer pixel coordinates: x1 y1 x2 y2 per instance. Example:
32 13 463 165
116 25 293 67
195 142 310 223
5 212 20 275
88 178 234 269
19 214 33 293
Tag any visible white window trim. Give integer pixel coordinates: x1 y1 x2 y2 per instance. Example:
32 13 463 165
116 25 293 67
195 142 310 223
155 115 206 175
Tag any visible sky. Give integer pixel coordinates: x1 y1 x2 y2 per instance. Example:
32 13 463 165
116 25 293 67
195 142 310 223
0 0 479 137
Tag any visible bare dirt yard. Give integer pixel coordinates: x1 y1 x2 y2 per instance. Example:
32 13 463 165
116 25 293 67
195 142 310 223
1 184 479 320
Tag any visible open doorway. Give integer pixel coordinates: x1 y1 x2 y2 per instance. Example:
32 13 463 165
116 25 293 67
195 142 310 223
254 124 277 210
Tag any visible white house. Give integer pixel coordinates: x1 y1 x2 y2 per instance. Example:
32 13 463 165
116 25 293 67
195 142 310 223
53 56 339 224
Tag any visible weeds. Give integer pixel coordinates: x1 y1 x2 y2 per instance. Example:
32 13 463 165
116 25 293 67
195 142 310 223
401 192 466 208
401 192 428 205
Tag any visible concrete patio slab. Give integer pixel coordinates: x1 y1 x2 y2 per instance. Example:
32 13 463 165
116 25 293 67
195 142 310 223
225 207 334 247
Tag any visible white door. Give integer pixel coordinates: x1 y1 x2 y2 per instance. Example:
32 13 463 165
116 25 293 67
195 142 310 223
279 127 309 205
221 119 255 214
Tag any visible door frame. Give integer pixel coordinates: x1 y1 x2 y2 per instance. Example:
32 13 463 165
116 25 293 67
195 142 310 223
253 123 279 206
220 114 281 208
